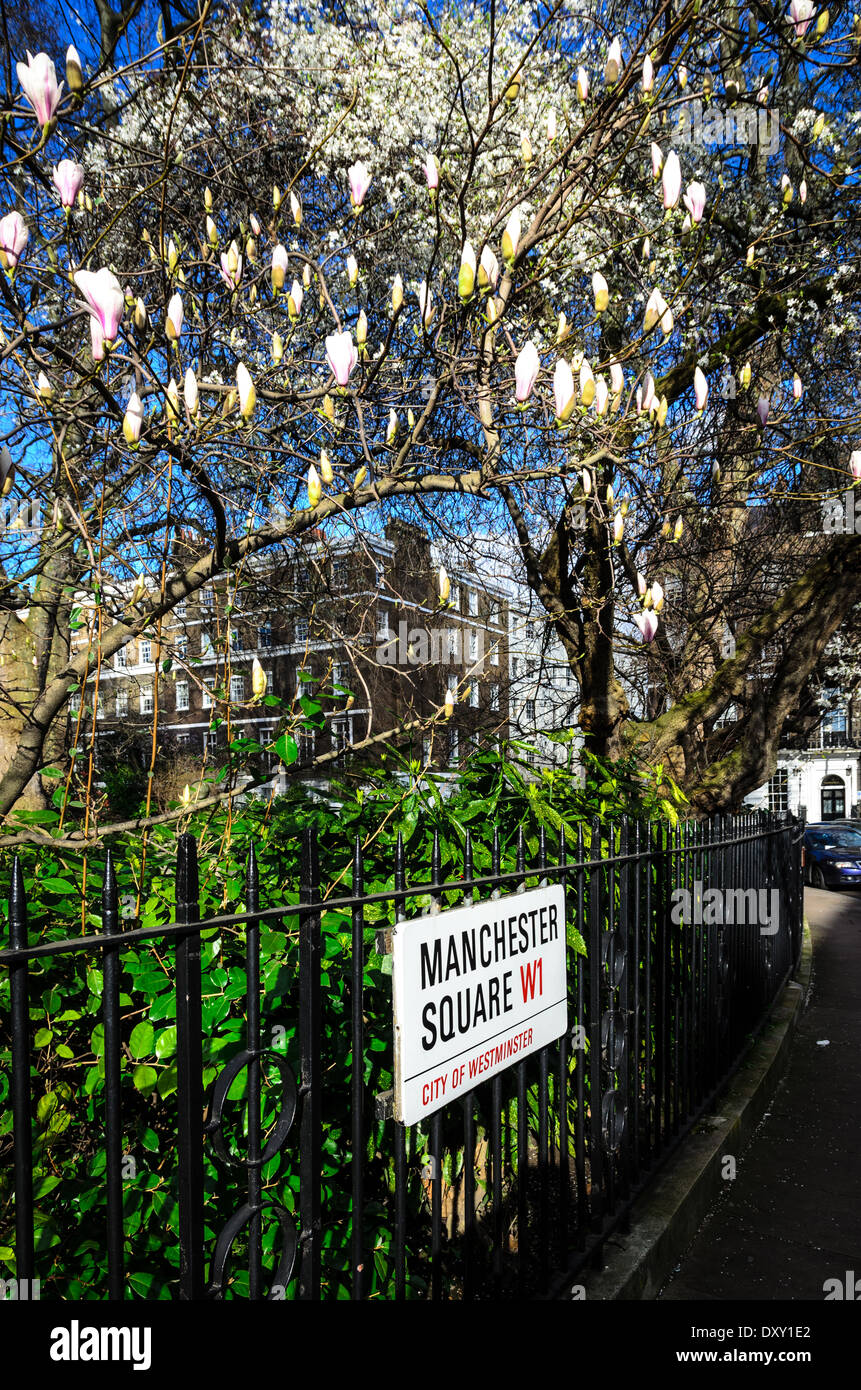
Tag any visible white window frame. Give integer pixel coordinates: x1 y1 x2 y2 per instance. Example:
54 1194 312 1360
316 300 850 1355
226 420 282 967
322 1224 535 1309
140 687 154 716
230 673 246 704
176 681 189 712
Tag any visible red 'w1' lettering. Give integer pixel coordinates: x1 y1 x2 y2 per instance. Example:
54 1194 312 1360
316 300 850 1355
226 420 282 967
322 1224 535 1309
520 957 542 1002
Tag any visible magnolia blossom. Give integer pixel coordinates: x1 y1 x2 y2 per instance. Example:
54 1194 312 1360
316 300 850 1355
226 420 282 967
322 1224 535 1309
347 254 359 287
165 378 180 423
789 0 814 37
288 278 303 319
677 65 688 89
66 45 83 93
642 55 654 93
220 245 243 291
553 359 576 422
594 375 609 417
694 366 708 411
325 330 358 386
89 316 105 362
74 267 124 342
683 181 706 224
612 512 624 545
642 372 656 413
644 287 670 334
290 191 302 226
592 272 609 313
662 150 682 209
651 142 663 179
501 206 521 262
651 581 665 614
479 244 499 290
307 464 322 508
515 341 540 402
636 572 647 598
424 154 439 191
757 395 770 427
184 368 199 417
576 66 589 102
16 51 63 127
52 160 84 209
392 274 404 313
166 292 183 340
546 108 557 142
793 373 803 400
320 449 334 484
634 610 659 643
439 565 451 603
610 361 624 398
236 363 256 419
458 240 476 299
348 161 371 210
800 179 807 204
579 359 595 406
605 37 622 84
849 451 861 481
417 280 434 327
0 212 28 272
123 392 144 446
271 244 288 290
251 658 268 700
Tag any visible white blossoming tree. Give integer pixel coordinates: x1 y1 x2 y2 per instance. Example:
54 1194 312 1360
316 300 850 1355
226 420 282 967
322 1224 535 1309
1 0 861 831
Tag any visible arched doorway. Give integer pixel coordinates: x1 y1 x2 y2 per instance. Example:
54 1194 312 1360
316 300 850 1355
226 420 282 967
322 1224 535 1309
821 775 845 820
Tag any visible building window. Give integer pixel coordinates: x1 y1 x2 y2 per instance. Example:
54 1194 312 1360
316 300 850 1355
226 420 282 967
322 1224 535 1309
377 605 390 638
70 693 81 715
447 628 459 661
449 582 460 609
295 616 309 642
821 774 845 820
176 599 187 618
202 587 215 608
488 600 499 624
95 695 105 720
230 673 245 704
176 682 189 712
470 683 479 708
200 631 214 657
332 717 352 755
333 559 350 589
448 727 459 763
140 687 154 716
175 635 188 660
176 732 189 747
115 647 127 670
258 623 272 648
490 642 499 667
116 689 128 717
525 699 536 723
203 729 219 756
423 735 432 764
511 657 519 680
468 630 479 663
139 639 152 666
202 683 213 710
468 589 479 616
296 667 312 698
767 769 788 814
230 627 244 652
299 729 316 761
490 683 499 712
374 560 384 588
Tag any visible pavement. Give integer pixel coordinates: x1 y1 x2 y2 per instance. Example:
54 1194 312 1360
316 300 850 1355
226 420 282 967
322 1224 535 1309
657 886 861 1301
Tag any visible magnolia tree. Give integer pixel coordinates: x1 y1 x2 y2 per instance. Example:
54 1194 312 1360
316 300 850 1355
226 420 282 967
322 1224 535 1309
1 0 861 836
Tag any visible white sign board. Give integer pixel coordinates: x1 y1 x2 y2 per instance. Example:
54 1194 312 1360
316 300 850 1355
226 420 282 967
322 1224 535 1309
392 883 568 1125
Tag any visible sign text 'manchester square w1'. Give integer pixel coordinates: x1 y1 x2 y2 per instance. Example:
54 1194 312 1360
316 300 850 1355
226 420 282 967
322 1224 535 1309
392 884 568 1125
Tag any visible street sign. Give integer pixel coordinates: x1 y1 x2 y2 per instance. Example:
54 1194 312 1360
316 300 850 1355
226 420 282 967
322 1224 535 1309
392 883 568 1124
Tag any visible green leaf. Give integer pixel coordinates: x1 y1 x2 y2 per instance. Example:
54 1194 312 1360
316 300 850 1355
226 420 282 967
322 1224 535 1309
132 1065 157 1096
34 1028 53 1047
155 1026 177 1060
129 1022 154 1059
274 733 298 765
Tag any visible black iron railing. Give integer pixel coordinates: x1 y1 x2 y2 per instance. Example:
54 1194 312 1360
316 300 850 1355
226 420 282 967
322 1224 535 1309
0 812 804 1300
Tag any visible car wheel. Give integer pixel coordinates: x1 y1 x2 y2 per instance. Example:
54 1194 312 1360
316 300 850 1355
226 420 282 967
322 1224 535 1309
812 865 829 890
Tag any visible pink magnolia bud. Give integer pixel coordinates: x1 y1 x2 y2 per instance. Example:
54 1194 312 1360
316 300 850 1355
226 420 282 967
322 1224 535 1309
74 267 124 342
594 374 609 416
636 571 647 598
757 395 770 427
592 272 609 313
90 315 105 362
682 180 706 224
424 154 439 191
478 244 499 290
553 359 576 423
166 292 183 340
610 361 624 398
417 280 434 328
694 366 708 411
799 179 807 204
651 142 663 179
642 372 656 413
0 211 29 272
605 37 622 85
642 55 654 93
634 610 659 643
849 450 861 481
52 159 84 209
250 213 261 237
348 161 371 211
662 150 681 209
577 66 589 102
790 0 814 38
515 341 540 402
16 51 63 128
458 240 476 299
236 363 256 419
288 278 303 319
325 330 358 387
677 65 688 89
220 245 242 291
123 392 143 446
793 373 803 400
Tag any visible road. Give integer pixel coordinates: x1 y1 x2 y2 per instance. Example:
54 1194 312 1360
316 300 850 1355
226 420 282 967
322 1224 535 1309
658 886 861 1301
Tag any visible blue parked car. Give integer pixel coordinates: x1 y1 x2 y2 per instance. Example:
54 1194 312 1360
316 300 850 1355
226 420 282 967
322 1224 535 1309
803 823 861 889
